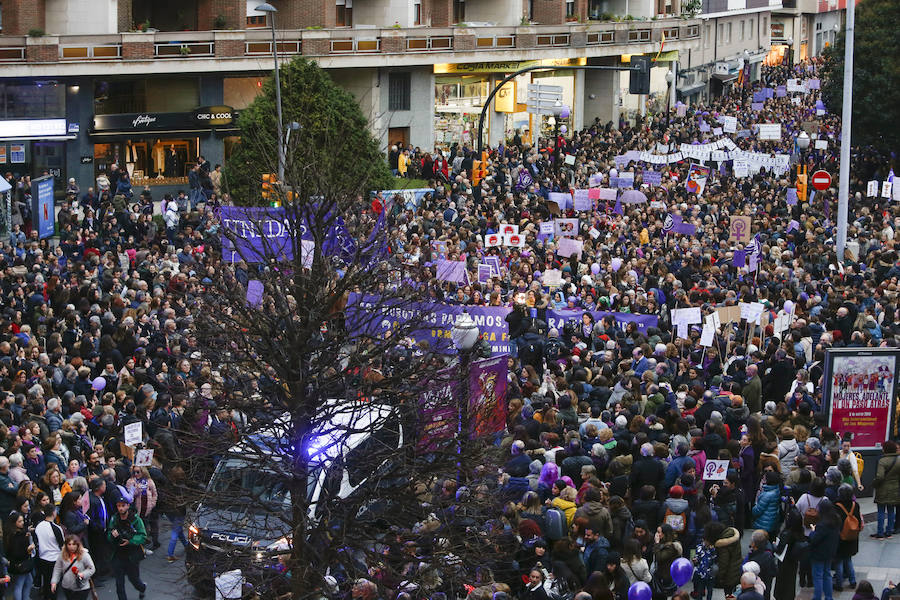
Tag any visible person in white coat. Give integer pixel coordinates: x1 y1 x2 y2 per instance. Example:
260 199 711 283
163 202 179 244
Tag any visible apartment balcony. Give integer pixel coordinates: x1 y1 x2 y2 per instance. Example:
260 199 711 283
0 19 699 73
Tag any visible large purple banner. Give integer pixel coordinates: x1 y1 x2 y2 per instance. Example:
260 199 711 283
546 309 658 336
219 205 356 263
346 294 658 355
417 370 459 451
469 356 509 438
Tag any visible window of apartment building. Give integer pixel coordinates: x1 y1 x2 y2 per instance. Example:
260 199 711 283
246 15 267 28
717 23 723 42
388 73 411 111
686 25 699 37
762 16 768 33
740 20 745 40
749 18 754 39
414 0 422 25
336 0 353 27
663 27 679 39
628 29 651 42
704 24 711 47
726 22 732 43
566 0 575 20
453 0 465 23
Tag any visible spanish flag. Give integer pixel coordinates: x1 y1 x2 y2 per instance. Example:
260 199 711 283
653 32 666 62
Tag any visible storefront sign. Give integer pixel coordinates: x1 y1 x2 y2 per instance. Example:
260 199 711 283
434 57 585 74
192 105 235 126
494 82 516 113
94 107 237 133
823 348 900 450
80 156 93 164
10 144 25 163
0 119 67 139
32 175 55 239
0 146 6 164
68 123 80 134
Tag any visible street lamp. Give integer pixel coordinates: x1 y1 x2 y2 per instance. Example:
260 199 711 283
797 130 810 151
451 312 480 470
256 3 285 184
665 70 675 129
786 37 794 69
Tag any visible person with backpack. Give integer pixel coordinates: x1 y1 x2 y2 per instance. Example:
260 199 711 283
34 505 65 600
658 485 690 543
774 507 806 600
833 484 862 591
871 440 900 539
839 437 864 492
751 471 782 538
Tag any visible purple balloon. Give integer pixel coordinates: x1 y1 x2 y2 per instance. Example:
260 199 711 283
611 257 623 272
628 581 651 600
591 263 601 275
91 376 106 391
670 557 694 587
560 104 571 119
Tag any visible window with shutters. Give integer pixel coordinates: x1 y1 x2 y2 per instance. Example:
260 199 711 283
388 73 411 111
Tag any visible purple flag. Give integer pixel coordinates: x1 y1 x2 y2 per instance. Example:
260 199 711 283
786 188 798 205
613 198 623 215
764 87 775 99
548 192 573 210
751 102 764 111
246 280 263 307
787 219 800 233
436 260 468 284
753 91 766 103
776 86 787 97
733 250 746 268
516 168 534 191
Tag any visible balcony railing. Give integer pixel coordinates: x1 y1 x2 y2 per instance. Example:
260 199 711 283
0 19 700 64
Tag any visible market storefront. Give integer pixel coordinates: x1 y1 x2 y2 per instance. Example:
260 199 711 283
90 107 238 188
432 59 582 150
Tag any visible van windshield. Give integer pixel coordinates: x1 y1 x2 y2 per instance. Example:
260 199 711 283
207 458 307 508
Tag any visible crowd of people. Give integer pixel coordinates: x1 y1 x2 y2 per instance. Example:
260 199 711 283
0 56 898 600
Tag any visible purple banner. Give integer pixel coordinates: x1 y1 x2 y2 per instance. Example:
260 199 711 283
786 187 798 205
776 86 787 98
751 102 765 111
219 205 356 263
469 356 509 438
753 91 767 103
417 371 459 451
436 259 468 284
546 309 658 336
642 170 662 186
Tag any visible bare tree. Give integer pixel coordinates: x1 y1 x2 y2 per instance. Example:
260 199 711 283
175 61 506 600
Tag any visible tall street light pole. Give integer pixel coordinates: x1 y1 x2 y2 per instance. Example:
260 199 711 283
665 69 674 129
836 2 855 261
256 3 285 184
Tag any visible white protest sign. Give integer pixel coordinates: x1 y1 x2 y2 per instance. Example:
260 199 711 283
894 181 900 201
703 459 730 481
677 322 689 340
675 307 702 325
791 97 802 105
564 154 576 165
500 223 519 236
758 124 782 140
721 116 737 133
815 140 828 150
503 233 525 248
124 422 143 447
556 237 583 258
748 302 765 323
589 227 601 239
867 181 878 197
700 324 715 347
134 449 154 467
539 221 554 236
883 181 893 199
543 269 563 287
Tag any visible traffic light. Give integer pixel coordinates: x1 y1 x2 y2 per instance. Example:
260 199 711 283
472 151 488 186
262 173 280 207
796 165 807 206
629 56 651 95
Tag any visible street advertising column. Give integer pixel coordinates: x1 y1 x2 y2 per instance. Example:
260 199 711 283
823 348 900 450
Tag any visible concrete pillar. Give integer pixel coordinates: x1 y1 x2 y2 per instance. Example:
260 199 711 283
199 76 226 170
573 68 585 132
66 78 96 192
582 60 619 128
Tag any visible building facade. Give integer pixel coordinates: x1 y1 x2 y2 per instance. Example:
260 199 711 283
0 0 830 194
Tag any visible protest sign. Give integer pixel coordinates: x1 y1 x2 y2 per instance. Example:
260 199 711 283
556 238 583 259
573 189 591 211
543 269 563 287
757 124 782 140
721 116 737 133
554 218 579 237
703 459 729 481
728 216 752 245
135 449 154 467
503 233 525 248
478 264 493 283
124 422 143 447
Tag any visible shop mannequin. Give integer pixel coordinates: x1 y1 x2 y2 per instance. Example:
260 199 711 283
125 140 137 177
152 140 165 177
165 144 180 177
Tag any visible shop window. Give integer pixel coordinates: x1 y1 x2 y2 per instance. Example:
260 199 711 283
389 73 411 112
336 0 353 27
94 139 197 186
0 82 65 120
453 0 465 24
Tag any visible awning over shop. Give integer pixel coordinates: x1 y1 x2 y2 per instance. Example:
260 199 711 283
676 82 706 98
712 72 740 83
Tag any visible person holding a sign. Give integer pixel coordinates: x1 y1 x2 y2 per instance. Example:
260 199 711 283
125 467 159 552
